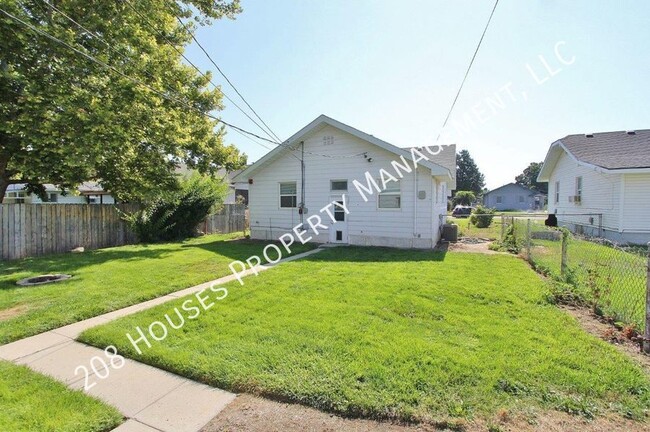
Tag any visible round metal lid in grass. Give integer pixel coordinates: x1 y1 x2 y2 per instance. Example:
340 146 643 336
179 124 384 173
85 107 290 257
16 274 72 287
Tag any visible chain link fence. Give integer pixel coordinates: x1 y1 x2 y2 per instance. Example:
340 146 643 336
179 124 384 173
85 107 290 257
497 215 649 335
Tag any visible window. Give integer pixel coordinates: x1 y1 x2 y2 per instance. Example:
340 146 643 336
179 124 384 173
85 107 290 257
333 200 345 221
279 182 297 208
496 196 503 204
519 195 525 203
554 181 560 204
378 180 400 209
48 193 58 203
6 191 26 204
575 177 583 200
330 180 348 191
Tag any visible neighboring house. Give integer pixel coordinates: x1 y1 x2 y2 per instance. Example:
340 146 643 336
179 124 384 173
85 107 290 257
538 129 650 244
483 183 545 211
233 115 456 249
3 182 115 204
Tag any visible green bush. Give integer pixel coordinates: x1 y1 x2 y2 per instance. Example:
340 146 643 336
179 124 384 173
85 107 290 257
123 174 228 242
469 206 495 228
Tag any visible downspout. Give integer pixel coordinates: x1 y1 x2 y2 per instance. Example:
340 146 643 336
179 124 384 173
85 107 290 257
413 167 418 238
300 141 305 226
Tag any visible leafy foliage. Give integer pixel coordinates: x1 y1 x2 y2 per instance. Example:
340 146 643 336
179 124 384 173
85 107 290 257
455 150 485 195
515 162 547 194
123 174 228 242
0 0 245 201
470 205 495 228
452 190 475 206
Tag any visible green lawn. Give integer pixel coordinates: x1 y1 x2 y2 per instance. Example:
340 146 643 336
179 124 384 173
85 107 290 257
80 247 650 424
449 215 503 240
0 233 314 344
0 360 123 432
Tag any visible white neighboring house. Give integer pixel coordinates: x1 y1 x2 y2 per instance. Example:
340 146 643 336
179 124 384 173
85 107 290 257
538 129 650 244
233 115 456 249
3 182 115 204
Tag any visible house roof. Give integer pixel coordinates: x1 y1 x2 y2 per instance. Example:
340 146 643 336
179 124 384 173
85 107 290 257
538 129 650 181
232 115 455 183
484 183 540 197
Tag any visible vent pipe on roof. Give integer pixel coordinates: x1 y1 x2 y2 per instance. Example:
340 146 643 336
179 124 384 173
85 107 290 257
626 130 636 135
585 133 594 138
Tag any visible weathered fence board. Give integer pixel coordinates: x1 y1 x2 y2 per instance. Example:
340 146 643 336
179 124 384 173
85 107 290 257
0 203 246 260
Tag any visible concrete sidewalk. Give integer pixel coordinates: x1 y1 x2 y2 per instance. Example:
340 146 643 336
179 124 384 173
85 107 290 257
0 247 322 432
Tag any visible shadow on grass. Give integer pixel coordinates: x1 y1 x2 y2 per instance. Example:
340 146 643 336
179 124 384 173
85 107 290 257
302 245 447 263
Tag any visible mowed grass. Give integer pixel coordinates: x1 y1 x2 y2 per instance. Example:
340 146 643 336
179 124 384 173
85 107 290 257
0 360 122 431
449 215 503 240
80 247 650 423
0 233 314 344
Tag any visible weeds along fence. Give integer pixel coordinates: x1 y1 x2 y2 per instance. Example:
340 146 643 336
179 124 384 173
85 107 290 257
1 203 247 260
498 214 649 341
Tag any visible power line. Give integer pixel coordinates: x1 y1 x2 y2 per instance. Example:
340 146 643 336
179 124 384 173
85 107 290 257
175 15 282 143
120 0 280 144
0 5 280 145
2 5 366 160
435 0 499 142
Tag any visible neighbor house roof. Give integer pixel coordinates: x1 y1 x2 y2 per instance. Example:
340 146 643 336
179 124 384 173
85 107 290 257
538 129 650 181
232 115 455 184
484 183 541 196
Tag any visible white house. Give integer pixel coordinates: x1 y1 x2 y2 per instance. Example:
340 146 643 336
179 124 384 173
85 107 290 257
3 182 115 204
538 129 650 244
233 115 456 249
483 183 545 211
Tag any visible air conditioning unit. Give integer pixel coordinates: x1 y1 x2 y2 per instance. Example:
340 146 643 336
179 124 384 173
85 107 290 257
568 195 582 203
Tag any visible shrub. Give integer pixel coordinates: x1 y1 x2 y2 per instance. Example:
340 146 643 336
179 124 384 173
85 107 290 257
469 206 495 228
123 174 228 242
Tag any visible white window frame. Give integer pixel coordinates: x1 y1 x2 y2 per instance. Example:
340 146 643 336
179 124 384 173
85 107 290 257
555 181 560 204
575 176 583 201
377 180 401 210
279 182 297 209
330 179 348 192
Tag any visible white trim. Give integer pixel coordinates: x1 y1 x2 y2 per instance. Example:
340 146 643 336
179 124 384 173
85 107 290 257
618 175 625 232
278 181 298 209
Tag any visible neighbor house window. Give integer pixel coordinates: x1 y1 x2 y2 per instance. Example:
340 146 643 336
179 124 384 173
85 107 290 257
48 193 58 203
6 191 26 204
575 177 583 201
496 196 502 204
378 181 401 209
279 182 297 208
519 195 525 203
330 180 348 191
555 181 560 204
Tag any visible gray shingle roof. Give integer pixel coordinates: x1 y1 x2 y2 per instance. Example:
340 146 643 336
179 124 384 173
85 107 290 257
560 129 650 170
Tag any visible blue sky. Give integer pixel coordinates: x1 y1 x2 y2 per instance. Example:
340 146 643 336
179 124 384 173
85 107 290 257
185 0 650 189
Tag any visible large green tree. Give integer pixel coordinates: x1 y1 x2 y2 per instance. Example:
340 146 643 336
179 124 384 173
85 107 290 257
515 162 547 194
0 0 246 202
455 149 485 195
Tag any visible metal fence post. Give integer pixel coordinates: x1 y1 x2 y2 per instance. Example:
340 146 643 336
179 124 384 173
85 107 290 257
501 214 505 241
643 242 650 354
526 218 532 261
561 231 568 278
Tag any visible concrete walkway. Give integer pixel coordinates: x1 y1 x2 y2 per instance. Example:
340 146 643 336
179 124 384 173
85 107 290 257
0 247 323 432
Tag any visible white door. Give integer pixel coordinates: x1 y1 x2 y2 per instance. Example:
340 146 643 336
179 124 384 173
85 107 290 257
329 197 348 243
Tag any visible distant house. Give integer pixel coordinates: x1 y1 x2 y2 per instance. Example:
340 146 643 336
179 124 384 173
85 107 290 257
537 129 650 244
3 182 115 204
483 183 545 211
175 164 249 205
233 115 456 249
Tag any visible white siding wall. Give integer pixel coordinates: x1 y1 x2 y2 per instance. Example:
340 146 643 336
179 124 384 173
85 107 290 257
621 174 650 236
248 125 443 248
548 150 621 233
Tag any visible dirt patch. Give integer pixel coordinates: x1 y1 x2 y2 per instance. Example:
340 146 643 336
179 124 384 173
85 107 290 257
561 305 650 371
202 394 648 432
0 304 29 322
440 239 506 255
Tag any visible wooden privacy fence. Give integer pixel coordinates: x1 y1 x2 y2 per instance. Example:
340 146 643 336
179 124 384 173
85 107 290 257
1 203 247 260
